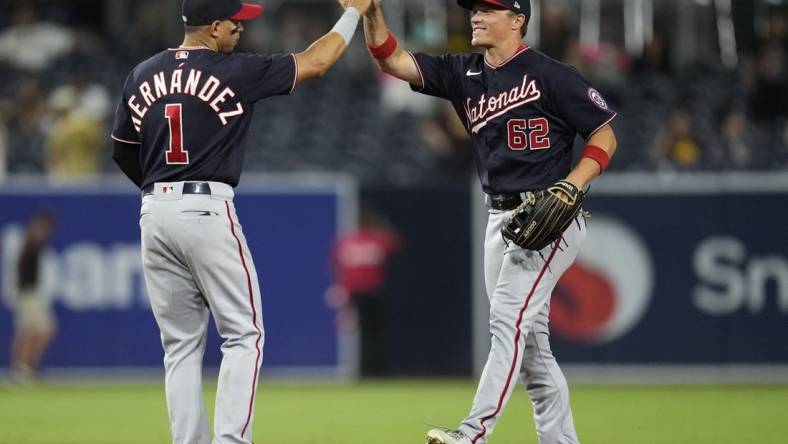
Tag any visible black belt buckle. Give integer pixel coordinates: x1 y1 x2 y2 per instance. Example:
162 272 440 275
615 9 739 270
186 182 211 195
488 193 523 211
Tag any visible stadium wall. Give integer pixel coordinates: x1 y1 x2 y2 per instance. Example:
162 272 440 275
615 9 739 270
1 173 787 382
472 172 788 383
0 174 358 378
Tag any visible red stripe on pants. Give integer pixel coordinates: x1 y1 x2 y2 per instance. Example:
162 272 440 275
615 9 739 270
472 239 562 443
225 201 263 440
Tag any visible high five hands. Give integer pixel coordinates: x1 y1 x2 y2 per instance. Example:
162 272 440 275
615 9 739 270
337 0 375 15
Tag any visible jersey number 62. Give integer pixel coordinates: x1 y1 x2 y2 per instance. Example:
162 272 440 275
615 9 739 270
507 117 550 151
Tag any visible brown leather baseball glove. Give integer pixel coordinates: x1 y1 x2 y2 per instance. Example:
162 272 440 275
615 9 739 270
500 180 585 251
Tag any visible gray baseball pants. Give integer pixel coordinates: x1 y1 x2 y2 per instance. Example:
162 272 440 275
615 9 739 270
459 208 585 444
140 182 264 444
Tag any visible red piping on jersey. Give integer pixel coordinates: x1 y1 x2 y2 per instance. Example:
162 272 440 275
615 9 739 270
484 44 528 70
166 47 212 51
587 112 618 139
290 53 298 94
225 201 263 440
471 237 561 444
409 52 426 91
111 134 141 144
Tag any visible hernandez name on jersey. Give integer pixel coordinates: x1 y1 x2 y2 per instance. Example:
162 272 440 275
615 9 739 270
126 56 245 131
112 47 296 188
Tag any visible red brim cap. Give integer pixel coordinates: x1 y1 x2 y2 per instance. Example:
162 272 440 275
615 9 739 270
231 3 264 21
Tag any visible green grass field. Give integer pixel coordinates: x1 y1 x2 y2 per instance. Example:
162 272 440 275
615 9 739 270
1 380 786 444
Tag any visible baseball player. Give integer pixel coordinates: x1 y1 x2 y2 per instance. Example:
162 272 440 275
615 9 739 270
110 0 371 443
363 1 618 444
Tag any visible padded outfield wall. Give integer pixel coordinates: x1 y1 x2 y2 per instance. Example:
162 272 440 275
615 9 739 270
0 175 358 378
471 173 788 383
0 173 786 382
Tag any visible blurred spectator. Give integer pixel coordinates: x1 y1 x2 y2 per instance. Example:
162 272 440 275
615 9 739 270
720 111 754 169
379 71 440 117
0 4 74 72
326 206 400 377
45 85 103 179
633 32 672 76
420 102 473 176
69 74 112 120
751 10 787 122
0 1 785 179
539 0 572 60
2 78 47 174
9 208 57 384
446 3 473 54
575 41 631 99
0 118 7 181
651 110 702 170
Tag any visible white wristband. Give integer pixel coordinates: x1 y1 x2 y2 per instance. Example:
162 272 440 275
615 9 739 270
331 7 361 45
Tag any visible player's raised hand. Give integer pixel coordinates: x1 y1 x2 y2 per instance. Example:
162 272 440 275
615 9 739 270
366 0 382 15
345 0 373 15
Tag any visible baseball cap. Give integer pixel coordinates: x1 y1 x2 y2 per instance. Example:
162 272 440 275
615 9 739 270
182 0 264 26
457 0 530 17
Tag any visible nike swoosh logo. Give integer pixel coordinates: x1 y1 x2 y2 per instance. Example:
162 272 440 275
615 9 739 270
466 70 482 76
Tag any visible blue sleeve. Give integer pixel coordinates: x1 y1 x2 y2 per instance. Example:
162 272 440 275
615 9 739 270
239 53 297 103
549 66 617 140
409 52 463 101
111 73 142 145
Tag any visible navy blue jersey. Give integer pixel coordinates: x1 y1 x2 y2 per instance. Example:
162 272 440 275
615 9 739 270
112 48 297 188
411 46 616 194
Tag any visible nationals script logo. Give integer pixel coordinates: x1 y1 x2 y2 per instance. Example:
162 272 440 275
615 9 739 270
464 74 541 134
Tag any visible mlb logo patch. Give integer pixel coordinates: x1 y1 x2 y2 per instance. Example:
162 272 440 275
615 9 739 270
175 51 189 60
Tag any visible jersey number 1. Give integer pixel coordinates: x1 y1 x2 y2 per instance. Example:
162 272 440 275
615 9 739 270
507 118 551 151
165 104 189 164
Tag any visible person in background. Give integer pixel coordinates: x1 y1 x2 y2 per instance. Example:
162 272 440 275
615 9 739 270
651 109 701 170
0 3 74 73
1 78 47 174
0 117 7 182
326 205 399 376
45 86 103 179
9 209 57 384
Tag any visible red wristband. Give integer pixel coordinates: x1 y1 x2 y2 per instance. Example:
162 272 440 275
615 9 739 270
368 32 398 60
582 144 610 173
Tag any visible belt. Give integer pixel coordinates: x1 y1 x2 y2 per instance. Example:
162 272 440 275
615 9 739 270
487 193 525 211
142 182 212 197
